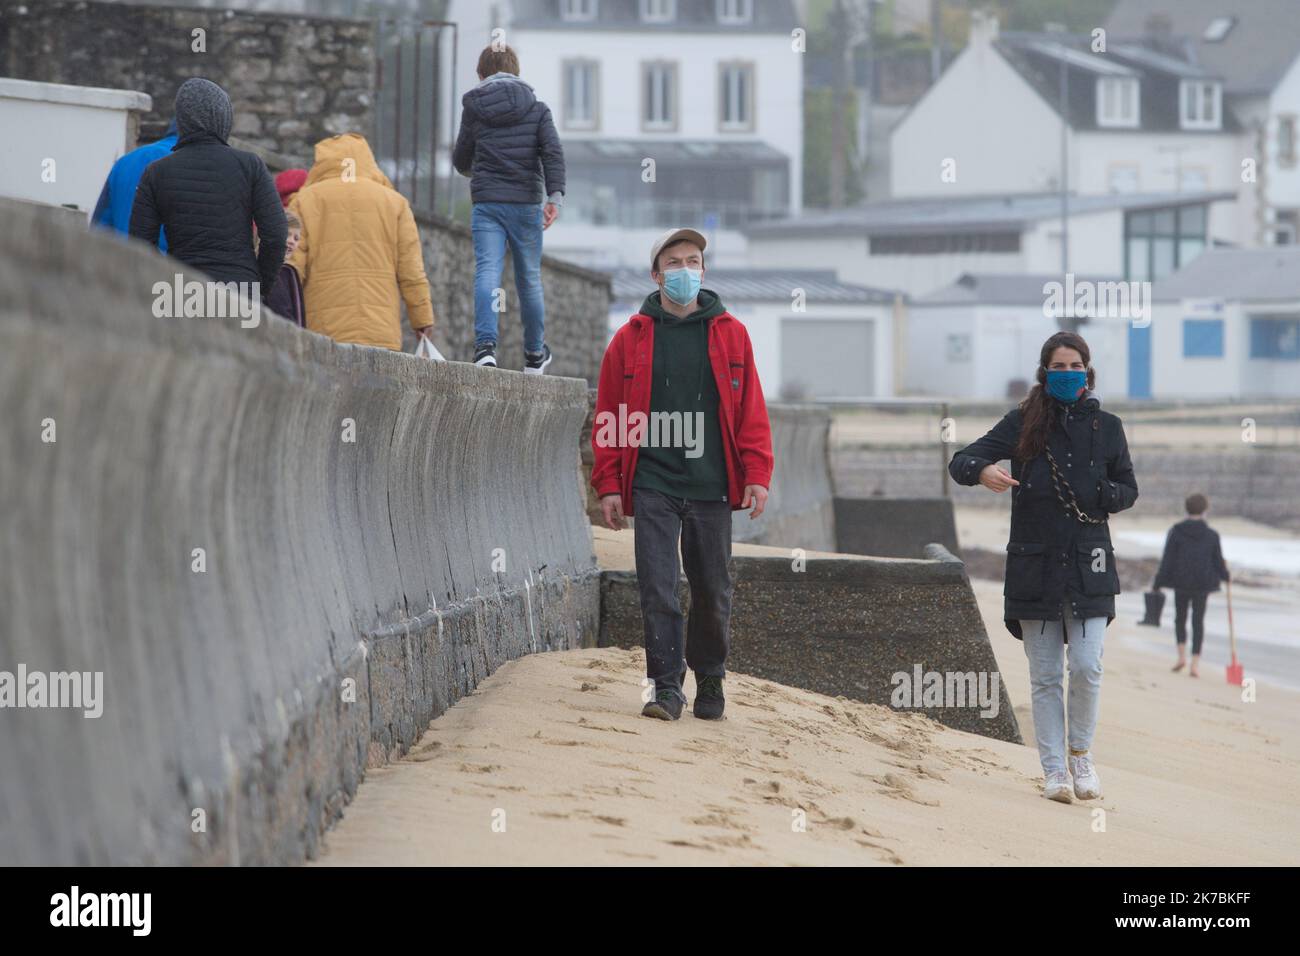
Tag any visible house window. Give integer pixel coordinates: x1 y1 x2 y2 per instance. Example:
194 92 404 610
1125 204 1207 281
642 62 678 130
719 62 755 131
870 232 1020 255
1183 319 1224 357
640 0 676 23
1180 81 1222 130
717 0 752 24
563 60 599 130
1249 317 1300 359
1097 77 1139 128
1278 115 1297 168
560 0 597 20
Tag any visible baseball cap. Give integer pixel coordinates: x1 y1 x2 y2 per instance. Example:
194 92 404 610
650 227 707 272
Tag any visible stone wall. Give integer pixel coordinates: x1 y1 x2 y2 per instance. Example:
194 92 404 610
0 198 599 865
834 445 1300 530
0 0 375 157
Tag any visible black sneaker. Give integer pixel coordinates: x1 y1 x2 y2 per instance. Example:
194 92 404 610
693 675 725 720
474 343 497 367
641 690 683 721
523 344 553 375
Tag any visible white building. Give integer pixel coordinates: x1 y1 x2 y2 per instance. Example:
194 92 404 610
890 12 1254 247
608 267 900 399
503 0 804 269
1149 246 1300 399
0 77 151 217
905 273 1131 401
1105 0 1300 246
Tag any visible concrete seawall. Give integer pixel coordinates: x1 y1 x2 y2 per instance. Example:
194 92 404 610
598 548 1021 743
0 199 599 865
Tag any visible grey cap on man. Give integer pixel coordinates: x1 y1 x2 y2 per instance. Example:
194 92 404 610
649 227 707 271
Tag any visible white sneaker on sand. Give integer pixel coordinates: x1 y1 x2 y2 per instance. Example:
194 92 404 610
1069 752 1103 800
1043 771 1073 803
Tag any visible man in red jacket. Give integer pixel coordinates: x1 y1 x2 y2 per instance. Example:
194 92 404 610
591 228 774 721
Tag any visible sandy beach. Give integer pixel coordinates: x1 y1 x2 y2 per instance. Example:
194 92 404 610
313 573 1300 866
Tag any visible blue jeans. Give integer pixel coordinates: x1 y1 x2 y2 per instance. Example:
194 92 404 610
1020 607 1106 775
471 202 545 352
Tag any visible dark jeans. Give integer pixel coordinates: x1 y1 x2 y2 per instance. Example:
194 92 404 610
1174 590 1208 655
632 487 733 704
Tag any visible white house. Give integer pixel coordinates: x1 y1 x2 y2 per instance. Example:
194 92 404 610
1105 0 1300 246
608 267 900 399
504 0 804 269
0 77 151 217
905 273 1131 401
1148 246 1300 399
890 11 1255 247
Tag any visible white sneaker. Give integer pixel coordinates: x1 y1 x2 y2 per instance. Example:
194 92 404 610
1069 752 1103 800
1043 771 1074 803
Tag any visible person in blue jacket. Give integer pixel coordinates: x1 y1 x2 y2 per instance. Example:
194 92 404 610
90 119 178 250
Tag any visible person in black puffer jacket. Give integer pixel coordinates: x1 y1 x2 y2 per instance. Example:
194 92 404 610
1154 493 1230 676
950 331 1138 805
453 44 565 374
130 78 286 299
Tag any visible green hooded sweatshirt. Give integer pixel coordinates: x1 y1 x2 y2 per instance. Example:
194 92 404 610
631 289 730 502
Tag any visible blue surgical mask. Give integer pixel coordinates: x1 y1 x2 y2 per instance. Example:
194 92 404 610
1045 369 1088 403
661 267 702 306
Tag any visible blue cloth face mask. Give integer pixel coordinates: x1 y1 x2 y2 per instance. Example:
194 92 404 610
661 267 702 306
1045 369 1088 403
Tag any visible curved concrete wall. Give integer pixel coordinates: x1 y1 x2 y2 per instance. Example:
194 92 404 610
732 404 836 552
0 199 598 865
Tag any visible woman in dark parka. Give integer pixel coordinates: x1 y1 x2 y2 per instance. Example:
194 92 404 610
949 331 1137 804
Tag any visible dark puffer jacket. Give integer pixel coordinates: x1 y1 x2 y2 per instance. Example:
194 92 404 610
453 73 565 205
1154 519 1229 592
129 79 286 293
949 392 1138 639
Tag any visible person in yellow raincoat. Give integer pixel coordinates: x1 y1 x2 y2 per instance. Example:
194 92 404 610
289 133 435 350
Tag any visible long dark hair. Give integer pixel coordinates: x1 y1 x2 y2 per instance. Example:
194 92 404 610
1013 331 1096 462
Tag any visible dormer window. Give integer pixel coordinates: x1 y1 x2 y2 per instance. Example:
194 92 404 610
717 0 753 24
560 0 597 21
640 0 676 23
1097 76 1139 128
1180 80 1222 130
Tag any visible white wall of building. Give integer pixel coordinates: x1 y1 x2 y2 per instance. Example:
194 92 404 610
1265 52 1300 230
1150 301 1300 399
511 27 804 211
890 22 1063 198
1022 209 1127 276
0 78 150 217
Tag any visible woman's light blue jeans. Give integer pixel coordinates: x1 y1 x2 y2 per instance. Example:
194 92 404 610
1020 607 1106 775
471 201 545 352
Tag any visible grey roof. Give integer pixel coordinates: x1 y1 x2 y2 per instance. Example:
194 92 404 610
607 268 899 304
916 273 1126 307
994 31 1239 133
1152 247 1300 301
564 138 788 165
744 191 1236 239
1104 0 1300 96
511 0 798 32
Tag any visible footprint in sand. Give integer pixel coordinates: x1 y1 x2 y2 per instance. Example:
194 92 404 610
870 772 941 807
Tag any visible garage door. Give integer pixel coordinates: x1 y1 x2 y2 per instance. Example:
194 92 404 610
780 318 875 399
